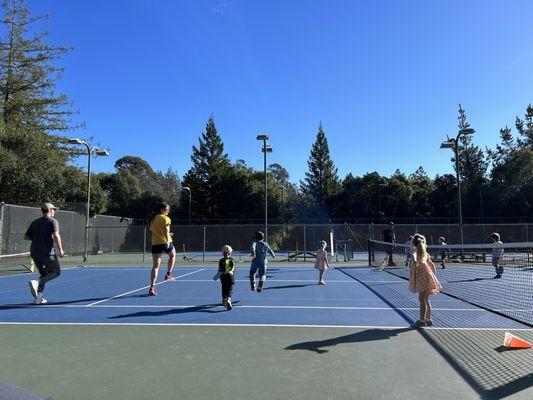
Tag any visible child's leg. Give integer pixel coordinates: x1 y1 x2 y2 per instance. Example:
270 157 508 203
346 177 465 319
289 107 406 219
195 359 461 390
258 263 267 282
418 292 426 322
249 264 259 284
424 293 432 321
493 257 501 276
318 269 324 282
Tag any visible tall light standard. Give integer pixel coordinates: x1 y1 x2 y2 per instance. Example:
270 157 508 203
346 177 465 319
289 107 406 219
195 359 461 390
67 138 109 261
440 127 475 245
181 187 192 225
256 134 272 240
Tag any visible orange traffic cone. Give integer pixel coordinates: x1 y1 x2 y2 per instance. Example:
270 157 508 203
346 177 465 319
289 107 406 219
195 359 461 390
503 332 533 349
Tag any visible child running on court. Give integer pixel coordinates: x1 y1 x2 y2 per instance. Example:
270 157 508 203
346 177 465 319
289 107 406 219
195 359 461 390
404 235 414 266
491 232 504 279
249 231 275 292
314 240 330 285
438 236 448 269
409 233 441 328
216 245 236 310
147 203 176 296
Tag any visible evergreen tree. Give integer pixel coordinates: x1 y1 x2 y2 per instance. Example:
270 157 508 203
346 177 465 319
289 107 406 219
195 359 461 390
0 0 77 131
0 0 81 203
300 123 340 218
182 115 230 220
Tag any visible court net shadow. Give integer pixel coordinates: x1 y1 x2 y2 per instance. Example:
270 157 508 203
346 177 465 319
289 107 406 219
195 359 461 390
336 267 533 399
285 328 411 354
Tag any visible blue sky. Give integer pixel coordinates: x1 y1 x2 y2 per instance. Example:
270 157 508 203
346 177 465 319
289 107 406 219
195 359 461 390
27 0 533 183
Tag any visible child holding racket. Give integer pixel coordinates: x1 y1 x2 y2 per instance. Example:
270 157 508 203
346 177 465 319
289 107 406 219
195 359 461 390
249 231 275 292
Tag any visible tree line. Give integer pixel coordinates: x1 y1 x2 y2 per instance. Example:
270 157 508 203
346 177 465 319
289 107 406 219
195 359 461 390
0 0 531 223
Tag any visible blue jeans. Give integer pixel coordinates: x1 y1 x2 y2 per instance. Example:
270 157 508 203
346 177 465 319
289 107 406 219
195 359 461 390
493 256 502 275
250 262 267 283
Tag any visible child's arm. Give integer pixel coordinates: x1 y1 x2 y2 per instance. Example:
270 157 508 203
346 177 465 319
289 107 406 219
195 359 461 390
268 243 276 258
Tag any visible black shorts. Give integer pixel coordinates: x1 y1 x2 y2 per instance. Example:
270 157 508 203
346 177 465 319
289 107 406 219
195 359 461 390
32 254 61 276
151 243 175 255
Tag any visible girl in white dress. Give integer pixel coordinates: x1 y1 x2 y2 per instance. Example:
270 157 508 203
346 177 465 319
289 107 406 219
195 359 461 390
314 240 330 285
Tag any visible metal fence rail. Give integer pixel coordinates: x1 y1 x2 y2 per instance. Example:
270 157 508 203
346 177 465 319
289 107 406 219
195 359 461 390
1 203 531 263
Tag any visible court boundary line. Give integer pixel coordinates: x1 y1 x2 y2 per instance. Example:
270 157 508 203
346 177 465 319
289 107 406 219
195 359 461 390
0 321 530 331
0 304 504 311
86 269 205 306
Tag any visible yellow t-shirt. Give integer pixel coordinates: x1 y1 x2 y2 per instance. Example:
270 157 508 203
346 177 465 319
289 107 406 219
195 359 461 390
150 214 172 245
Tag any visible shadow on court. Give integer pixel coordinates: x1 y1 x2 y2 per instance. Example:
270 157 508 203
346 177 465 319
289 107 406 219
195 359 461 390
107 302 239 319
285 328 412 354
337 267 533 399
264 284 314 290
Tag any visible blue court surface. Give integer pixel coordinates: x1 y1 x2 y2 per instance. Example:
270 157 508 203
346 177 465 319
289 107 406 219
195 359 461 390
0 264 530 330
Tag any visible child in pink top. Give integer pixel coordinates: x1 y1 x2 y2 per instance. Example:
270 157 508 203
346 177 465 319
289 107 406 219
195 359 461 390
314 240 330 285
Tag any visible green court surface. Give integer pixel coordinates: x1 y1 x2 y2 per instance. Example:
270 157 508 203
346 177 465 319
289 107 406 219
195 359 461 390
1 325 533 400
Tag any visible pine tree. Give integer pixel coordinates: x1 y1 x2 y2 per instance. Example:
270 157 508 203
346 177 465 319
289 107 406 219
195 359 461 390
182 115 230 219
300 123 340 218
0 0 77 132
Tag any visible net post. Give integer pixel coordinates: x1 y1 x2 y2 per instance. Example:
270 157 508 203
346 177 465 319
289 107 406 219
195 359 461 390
330 230 334 257
368 239 372 266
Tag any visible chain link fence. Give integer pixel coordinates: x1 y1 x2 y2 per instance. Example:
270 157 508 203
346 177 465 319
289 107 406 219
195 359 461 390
1 203 531 263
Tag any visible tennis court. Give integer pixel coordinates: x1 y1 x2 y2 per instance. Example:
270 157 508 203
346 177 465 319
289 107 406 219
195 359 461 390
1 260 533 399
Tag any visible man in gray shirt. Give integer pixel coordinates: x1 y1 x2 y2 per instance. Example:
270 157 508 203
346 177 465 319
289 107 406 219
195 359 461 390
24 203 64 304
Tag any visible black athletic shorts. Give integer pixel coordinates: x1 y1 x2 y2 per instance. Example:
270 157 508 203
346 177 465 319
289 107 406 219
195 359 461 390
151 242 175 255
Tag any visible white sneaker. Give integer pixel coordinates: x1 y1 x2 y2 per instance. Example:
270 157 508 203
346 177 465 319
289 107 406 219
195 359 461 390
28 280 39 298
33 294 47 305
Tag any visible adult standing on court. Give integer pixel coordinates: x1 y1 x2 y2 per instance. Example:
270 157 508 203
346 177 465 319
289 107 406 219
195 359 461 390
25 203 64 304
249 230 275 292
148 203 176 296
382 221 397 266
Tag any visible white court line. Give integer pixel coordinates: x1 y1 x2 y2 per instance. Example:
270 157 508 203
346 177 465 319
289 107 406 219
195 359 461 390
0 321 530 331
2 303 521 312
86 269 205 306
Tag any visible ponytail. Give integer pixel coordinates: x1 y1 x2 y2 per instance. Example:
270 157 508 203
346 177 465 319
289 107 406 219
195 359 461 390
412 233 428 263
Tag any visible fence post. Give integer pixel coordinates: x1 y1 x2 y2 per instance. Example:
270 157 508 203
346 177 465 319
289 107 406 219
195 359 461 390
0 202 4 255
203 226 206 262
303 226 307 261
142 224 147 263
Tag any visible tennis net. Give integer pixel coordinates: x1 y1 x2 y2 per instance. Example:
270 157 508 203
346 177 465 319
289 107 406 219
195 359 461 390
368 239 533 327
0 252 34 276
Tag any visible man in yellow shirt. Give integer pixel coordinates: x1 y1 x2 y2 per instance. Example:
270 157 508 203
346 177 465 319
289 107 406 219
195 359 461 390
148 203 176 295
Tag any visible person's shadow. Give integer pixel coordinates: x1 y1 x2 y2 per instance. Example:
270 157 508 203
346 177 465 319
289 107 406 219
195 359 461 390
107 302 239 319
285 328 411 354
264 284 313 290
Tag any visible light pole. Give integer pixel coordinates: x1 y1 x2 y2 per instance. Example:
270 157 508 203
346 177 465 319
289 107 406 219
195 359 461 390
256 134 272 240
181 186 192 225
440 127 475 245
67 138 109 261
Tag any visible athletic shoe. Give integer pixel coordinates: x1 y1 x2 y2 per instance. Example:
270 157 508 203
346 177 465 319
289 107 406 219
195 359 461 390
425 320 434 327
28 280 38 298
250 283 256 292
257 281 264 292
33 294 47 305
164 273 174 281
318 281 325 285
494 274 502 279
226 298 233 310
148 286 157 296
